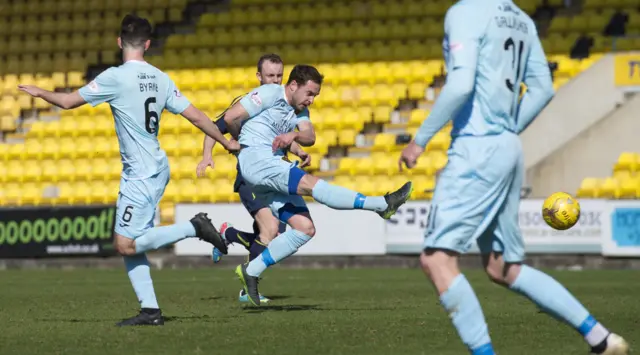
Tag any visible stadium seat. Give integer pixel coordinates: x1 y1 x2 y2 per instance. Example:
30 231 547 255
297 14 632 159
577 178 600 198
599 178 620 199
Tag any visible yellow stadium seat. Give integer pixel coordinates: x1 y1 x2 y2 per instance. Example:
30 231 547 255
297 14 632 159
429 151 448 172
618 178 639 199
25 140 43 160
409 109 428 127
427 131 451 152
71 182 92 205
372 154 396 176
613 152 638 173
21 183 42 206
212 179 234 203
372 133 396 153
41 160 59 183
338 129 357 147
6 160 24 183
0 144 7 161
354 175 376 196
353 157 375 176
336 157 356 176
0 162 7 183
194 178 216 203
373 106 393 124
177 179 198 203
75 159 93 182
599 178 620 199
8 143 26 161
75 137 94 159
4 182 21 206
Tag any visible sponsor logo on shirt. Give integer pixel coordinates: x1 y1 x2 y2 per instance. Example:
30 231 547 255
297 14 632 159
174 89 182 98
87 80 99 93
250 92 262 106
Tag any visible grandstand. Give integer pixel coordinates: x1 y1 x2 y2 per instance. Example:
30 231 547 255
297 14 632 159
0 0 638 226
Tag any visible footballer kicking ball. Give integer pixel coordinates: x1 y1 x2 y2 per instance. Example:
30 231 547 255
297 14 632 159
542 192 581 230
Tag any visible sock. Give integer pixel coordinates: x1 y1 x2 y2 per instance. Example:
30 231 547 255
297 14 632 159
224 227 258 249
134 222 196 254
440 274 494 354
123 254 159 309
312 179 388 211
249 240 268 261
510 265 609 346
245 229 311 277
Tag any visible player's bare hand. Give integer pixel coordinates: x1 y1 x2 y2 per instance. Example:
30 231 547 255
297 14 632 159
272 132 296 152
399 141 425 171
224 139 241 153
17 85 44 98
196 157 214 178
297 150 312 168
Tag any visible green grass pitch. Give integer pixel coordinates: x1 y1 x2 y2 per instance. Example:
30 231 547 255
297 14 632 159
0 268 637 354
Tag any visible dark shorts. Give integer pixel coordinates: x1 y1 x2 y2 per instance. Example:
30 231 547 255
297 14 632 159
237 180 268 216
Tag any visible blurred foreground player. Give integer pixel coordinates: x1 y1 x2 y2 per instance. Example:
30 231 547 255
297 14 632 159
399 1 628 354
196 53 311 303
19 14 237 326
214 65 413 306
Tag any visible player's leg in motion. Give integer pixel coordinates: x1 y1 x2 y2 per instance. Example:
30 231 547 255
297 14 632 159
114 171 227 326
481 154 628 354
237 202 315 306
420 135 526 354
295 168 413 220
213 182 280 263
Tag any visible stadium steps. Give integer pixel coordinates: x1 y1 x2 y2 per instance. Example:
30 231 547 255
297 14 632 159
521 54 624 172
528 91 640 198
85 1 216 81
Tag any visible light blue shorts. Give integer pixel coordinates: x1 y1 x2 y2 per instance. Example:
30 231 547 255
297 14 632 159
424 132 525 262
115 168 170 239
238 148 308 222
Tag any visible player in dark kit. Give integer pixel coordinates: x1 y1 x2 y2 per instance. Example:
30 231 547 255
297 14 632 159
196 54 310 303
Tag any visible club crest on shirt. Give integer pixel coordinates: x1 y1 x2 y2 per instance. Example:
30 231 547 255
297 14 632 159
250 92 262 106
88 80 99 93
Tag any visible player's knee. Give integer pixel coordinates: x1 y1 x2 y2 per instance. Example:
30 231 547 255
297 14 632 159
288 217 315 238
484 263 507 285
114 234 136 256
420 249 454 278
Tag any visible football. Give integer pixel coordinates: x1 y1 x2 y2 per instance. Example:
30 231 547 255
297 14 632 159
542 192 581 230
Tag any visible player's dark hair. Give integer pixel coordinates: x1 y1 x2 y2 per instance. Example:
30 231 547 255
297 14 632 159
286 65 323 86
257 53 283 73
120 14 152 49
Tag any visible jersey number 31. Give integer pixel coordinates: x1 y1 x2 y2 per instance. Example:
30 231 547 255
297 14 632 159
504 37 524 118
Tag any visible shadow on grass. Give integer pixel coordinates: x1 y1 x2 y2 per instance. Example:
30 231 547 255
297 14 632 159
244 304 320 313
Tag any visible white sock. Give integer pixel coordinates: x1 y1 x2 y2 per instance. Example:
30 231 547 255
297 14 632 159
585 322 609 347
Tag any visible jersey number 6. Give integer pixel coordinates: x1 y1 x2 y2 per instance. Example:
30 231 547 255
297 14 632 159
144 97 159 134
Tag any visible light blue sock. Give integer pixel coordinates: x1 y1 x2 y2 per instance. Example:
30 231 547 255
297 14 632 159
246 229 311 277
440 274 494 355
510 265 609 346
123 254 159 309
134 222 196 254
312 180 387 211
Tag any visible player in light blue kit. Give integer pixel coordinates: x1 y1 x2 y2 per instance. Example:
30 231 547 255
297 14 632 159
217 65 413 306
19 14 236 327
399 1 629 354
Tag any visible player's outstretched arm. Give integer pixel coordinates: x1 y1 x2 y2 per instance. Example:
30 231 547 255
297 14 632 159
515 36 555 134
181 104 238 152
18 85 86 110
